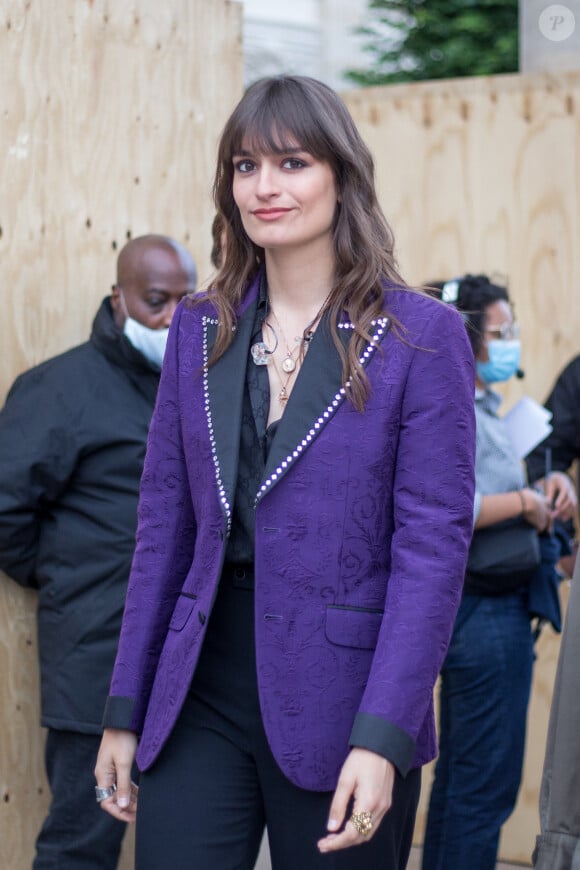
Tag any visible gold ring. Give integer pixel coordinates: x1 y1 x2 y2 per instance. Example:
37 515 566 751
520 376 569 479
350 810 373 837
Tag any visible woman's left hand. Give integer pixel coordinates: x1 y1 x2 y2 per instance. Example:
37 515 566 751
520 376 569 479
317 748 395 853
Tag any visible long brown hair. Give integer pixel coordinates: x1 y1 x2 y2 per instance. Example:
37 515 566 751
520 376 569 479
206 75 407 410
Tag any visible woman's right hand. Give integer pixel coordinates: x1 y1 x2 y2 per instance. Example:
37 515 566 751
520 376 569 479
521 487 553 533
94 728 138 822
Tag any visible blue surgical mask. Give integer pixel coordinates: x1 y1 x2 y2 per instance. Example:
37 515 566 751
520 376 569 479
476 339 521 384
123 316 169 369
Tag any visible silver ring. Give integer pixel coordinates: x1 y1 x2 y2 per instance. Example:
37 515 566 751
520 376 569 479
95 784 117 803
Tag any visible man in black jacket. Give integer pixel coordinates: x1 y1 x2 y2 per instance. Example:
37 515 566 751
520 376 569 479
527 355 580 492
0 234 197 869
528 355 580 868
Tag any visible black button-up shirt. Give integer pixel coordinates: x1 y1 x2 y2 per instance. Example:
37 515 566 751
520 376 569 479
225 281 279 565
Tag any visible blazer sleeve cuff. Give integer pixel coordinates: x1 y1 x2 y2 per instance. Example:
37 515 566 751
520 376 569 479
349 711 415 776
102 696 137 732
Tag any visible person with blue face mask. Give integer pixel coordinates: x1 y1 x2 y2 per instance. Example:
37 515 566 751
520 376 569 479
475 317 521 384
0 234 196 870
422 274 576 870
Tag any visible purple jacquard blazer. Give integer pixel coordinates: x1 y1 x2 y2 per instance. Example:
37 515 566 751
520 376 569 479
104 273 476 791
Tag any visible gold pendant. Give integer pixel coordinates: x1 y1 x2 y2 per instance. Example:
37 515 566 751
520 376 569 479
279 387 289 404
282 356 296 374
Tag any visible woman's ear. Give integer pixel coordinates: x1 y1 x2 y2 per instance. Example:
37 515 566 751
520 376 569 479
110 284 126 329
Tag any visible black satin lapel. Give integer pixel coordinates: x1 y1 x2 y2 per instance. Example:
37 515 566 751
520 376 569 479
259 316 391 498
206 299 258 525
261 318 344 486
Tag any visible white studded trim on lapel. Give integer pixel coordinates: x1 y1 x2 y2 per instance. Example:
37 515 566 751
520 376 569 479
256 317 390 503
202 315 233 534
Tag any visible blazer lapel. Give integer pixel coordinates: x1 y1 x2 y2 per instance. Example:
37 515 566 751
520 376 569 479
205 278 259 532
258 315 390 502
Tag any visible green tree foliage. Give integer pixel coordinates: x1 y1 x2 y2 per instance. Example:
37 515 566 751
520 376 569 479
347 0 518 85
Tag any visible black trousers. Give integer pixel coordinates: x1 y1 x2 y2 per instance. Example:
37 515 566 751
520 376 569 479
135 567 421 870
34 729 127 870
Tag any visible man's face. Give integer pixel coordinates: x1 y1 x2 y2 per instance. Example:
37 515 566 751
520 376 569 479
112 246 196 330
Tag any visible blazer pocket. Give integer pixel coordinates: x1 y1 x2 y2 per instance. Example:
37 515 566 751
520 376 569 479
325 605 383 650
168 593 197 631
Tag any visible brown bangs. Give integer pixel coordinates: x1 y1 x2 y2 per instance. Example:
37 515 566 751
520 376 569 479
222 81 334 164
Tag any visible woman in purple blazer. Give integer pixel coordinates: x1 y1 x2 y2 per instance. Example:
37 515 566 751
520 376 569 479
95 76 476 869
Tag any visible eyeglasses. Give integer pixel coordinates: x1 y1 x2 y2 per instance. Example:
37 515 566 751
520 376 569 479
485 321 520 341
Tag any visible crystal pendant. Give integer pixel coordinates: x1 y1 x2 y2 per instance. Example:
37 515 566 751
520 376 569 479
251 342 270 365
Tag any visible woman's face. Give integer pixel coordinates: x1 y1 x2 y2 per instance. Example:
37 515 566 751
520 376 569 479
231 140 339 254
478 300 514 362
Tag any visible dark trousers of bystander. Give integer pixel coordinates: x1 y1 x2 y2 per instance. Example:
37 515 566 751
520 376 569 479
422 590 534 870
33 729 127 870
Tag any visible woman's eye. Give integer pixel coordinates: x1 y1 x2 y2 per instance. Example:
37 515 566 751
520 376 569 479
283 158 306 170
235 159 255 173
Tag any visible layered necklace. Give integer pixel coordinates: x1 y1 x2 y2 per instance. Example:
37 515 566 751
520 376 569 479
268 311 314 405
251 293 331 407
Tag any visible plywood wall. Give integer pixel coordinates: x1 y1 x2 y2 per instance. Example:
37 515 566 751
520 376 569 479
343 71 580 414
0 1 242 867
344 72 580 865
2 16 579 865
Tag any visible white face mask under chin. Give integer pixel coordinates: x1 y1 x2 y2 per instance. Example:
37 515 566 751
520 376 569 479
123 316 169 369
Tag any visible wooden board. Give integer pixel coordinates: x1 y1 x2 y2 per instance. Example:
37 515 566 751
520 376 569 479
343 71 580 413
0 1 242 867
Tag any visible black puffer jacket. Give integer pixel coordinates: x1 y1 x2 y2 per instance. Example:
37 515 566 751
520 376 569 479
527 354 580 485
0 298 160 733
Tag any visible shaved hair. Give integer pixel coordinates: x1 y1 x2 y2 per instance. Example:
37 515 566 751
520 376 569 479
116 235 197 287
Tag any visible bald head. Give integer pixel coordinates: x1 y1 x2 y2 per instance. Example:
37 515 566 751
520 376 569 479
111 235 197 331
116 235 197 287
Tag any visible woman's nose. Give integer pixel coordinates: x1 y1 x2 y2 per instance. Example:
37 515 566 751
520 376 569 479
255 163 278 198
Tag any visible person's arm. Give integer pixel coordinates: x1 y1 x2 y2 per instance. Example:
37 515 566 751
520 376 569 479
475 488 553 531
0 368 79 587
100 303 197 736
97 305 197 822
319 302 476 853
